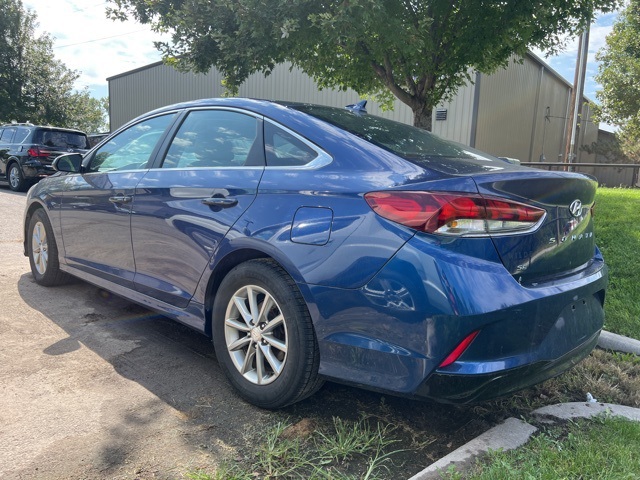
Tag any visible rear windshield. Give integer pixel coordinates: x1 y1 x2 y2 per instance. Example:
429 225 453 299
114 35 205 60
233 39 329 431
34 129 89 149
290 105 497 163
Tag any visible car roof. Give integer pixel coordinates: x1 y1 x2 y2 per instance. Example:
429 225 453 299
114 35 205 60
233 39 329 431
0 124 87 135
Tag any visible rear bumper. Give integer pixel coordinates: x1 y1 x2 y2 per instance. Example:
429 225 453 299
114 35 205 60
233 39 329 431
309 234 607 402
22 161 55 179
416 329 600 403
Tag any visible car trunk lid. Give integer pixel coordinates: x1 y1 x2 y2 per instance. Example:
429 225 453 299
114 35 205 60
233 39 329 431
472 170 598 284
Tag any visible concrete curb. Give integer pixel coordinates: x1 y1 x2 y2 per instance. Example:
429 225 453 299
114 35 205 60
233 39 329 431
407 417 537 480
408 330 640 480
534 401 640 422
597 330 640 355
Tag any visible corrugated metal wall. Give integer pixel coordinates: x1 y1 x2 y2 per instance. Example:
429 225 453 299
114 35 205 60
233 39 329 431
474 56 541 160
531 68 571 163
108 54 604 179
109 62 413 130
431 81 475 145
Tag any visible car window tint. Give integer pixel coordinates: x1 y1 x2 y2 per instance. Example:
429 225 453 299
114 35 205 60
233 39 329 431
162 110 259 169
36 130 88 149
264 122 318 167
0 128 16 142
88 114 176 173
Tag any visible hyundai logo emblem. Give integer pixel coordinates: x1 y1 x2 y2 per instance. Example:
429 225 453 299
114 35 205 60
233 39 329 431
569 199 583 218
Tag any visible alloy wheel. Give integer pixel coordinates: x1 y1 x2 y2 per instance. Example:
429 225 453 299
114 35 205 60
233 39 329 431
31 221 48 275
224 285 288 385
9 167 20 189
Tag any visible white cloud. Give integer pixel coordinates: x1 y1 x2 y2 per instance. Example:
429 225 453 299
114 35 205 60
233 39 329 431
24 0 169 98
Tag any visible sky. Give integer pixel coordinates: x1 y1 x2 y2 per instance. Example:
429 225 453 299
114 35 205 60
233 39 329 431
25 1 620 121
24 0 168 99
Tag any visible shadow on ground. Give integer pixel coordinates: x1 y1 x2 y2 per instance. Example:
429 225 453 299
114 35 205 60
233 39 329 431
17 272 506 478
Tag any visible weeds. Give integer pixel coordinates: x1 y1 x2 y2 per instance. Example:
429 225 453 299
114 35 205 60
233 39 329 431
192 416 403 480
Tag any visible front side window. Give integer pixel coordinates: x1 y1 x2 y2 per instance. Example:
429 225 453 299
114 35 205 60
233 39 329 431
0 128 16 143
88 114 176 173
162 109 260 169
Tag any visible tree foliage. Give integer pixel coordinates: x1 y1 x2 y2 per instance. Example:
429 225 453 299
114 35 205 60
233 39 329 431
595 0 640 162
108 0 618 129
0 0 108 132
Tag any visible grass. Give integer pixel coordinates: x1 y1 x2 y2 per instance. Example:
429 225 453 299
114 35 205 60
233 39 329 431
593 187 640 340
188 416 404 480
451 416 640 479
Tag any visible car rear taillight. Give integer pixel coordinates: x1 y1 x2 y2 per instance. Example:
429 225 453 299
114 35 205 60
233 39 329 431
364 191 545 236
27 147 51 158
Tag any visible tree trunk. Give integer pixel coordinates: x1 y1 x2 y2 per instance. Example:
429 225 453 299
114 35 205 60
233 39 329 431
412 106 433 131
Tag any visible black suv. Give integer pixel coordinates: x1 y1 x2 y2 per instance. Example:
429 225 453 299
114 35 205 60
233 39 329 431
0 123 89 192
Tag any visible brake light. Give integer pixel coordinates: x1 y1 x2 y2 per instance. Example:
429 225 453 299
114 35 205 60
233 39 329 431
27 147 51 158
439 330 480 368
364 191 545 236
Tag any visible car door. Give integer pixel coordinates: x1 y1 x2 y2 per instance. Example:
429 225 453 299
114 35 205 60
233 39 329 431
58 113 178 287
130 108 264 308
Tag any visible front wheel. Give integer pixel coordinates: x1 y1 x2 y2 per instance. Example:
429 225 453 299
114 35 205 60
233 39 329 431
8 163 29 192
28 209 68 286
212 259 323 408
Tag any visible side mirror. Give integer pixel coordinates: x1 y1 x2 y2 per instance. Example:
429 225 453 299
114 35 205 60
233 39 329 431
53 153 83 173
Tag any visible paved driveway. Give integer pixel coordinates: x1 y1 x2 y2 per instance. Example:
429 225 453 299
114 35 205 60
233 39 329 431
0 188 495 479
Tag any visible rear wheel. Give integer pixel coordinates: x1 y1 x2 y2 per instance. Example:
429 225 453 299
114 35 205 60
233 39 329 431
212 259 323 408
28 209 68 286
8 163 28 192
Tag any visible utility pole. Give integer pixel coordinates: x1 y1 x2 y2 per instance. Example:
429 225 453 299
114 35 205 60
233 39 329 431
563 24 591 170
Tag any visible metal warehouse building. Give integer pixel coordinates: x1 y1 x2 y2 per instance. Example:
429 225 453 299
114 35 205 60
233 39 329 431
107 52 633 187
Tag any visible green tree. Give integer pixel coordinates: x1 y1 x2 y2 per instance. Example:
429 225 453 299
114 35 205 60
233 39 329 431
595 0 640 162
0 0 107 132
108 0 618 129
0 0 33 121
63 92 109 134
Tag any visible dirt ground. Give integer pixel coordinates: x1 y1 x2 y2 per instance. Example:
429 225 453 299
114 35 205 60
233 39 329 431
0 188 502 480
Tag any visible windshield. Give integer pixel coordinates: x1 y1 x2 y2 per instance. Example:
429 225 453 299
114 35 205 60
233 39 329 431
290 105 498 163
34 129 89 149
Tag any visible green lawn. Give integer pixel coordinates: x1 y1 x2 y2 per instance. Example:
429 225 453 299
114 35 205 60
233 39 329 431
593 187 640 340
459 416 640 480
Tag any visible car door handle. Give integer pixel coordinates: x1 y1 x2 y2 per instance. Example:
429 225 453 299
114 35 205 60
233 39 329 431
109 195 132 203
201 197 238 208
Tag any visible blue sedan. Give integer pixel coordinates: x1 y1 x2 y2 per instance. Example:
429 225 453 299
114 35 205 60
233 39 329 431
23 99 607 408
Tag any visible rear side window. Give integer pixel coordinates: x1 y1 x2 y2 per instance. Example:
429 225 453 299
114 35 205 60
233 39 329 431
34 129 89 149
264 122 318 166
88 114 176 173
14 128 30 144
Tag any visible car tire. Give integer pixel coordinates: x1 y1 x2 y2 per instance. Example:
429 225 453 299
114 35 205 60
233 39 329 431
8 163 28 192
28 209 69 286
212 259 323 408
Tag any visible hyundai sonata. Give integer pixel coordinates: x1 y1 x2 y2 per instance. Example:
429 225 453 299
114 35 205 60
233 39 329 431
24 98 607 408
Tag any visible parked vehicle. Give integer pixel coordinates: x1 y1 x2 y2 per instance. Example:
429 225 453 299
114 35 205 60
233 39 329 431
23 99 608 408
87 133 110 148
0 123 89 192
